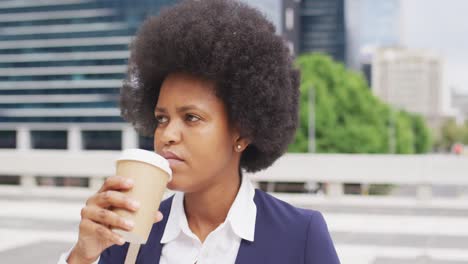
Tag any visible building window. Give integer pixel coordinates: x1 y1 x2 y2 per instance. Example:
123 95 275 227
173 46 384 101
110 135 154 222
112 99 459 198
82 130 122 150
37 176 88 187
0 130 16 148
0 175 20 185
286 8 294 30
31 130 67 149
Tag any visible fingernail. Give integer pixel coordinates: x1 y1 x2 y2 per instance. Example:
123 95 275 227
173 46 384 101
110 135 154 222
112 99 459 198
124 219 135 228
130 200 140 209
125 178 134 185
118 237 126 244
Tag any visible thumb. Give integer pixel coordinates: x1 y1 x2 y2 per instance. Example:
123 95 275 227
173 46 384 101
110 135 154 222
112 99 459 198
153 211 164 223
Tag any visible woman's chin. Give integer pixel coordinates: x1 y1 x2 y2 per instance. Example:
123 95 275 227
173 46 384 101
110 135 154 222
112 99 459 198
166 176 185 192
166 177 197 193
167 181 178 191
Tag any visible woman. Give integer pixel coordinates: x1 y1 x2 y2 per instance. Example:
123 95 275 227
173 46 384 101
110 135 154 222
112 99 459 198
60 0 340 263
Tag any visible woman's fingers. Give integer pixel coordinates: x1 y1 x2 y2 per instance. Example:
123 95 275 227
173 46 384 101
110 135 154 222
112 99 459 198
98 176 134 193
79 218 126 246
91 190 140 212
81 205 135 232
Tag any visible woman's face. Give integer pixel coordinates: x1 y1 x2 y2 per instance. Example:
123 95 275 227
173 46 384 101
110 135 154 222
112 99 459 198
154 73 244 193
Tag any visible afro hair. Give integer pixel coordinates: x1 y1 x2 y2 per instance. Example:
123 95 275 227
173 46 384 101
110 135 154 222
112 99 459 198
120 0 300 173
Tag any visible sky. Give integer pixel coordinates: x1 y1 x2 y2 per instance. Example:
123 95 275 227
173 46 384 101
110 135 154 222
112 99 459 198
401 0 468 96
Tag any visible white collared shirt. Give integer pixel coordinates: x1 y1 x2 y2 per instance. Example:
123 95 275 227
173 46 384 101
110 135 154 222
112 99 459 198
160 174 257 264
57 175 257 264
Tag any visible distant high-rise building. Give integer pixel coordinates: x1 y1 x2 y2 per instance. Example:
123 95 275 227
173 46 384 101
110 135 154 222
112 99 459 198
0 0 176 152
451 91 468 122
299 0 346 62
0 0 301 155
372 47 444 129
345 0 401 84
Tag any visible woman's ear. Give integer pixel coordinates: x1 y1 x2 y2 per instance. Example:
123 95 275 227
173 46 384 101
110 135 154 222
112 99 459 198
234 136 250 152
231 124 250 152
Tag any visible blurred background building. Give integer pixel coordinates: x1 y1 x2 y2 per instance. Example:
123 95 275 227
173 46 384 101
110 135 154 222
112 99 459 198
371 47 444 130
299 0 346 62
344 0 467 136
0 0 307 160
345 0 400 84
0 0 179 156
452 91 468 123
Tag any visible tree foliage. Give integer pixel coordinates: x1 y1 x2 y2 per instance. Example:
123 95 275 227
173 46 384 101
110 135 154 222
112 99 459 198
287 53 432 154
435 119 468 151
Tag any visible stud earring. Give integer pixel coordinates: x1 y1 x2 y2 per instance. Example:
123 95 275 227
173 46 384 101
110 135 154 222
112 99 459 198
236 145 242 151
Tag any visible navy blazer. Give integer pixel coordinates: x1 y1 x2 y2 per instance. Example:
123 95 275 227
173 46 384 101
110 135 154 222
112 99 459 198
99 189 341 263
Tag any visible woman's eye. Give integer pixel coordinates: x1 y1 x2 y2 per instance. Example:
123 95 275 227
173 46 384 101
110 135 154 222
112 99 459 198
186 114 201 122
155 115 168 124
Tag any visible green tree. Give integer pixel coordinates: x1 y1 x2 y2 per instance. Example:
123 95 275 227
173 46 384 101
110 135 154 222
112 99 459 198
394 111 415 154
463 123 468 145
410 113 432 153
288 53 433 154
435 119 467 151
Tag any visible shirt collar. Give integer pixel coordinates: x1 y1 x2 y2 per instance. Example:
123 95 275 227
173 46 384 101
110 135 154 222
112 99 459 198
226 173 257 242
160 174 257 244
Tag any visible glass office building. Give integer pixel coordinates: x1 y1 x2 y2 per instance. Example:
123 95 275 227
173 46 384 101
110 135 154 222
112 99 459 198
345 0 400 84
0 0 176 151
300 0 346 63
0 0 303 153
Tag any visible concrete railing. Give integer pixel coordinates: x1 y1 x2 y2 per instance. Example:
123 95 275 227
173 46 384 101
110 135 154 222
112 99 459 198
248 153 468 199
1 150 467 200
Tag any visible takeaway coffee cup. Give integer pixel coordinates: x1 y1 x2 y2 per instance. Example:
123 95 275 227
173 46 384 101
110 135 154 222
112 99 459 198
112 148 172 244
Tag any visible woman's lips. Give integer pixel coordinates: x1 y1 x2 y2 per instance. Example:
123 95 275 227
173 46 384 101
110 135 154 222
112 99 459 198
161 150 185 169
167 158 184 168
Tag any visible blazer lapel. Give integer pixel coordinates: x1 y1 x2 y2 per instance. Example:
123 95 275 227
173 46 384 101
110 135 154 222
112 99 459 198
234 239 256 264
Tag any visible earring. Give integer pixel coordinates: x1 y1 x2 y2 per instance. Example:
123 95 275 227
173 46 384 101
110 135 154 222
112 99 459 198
236 144 242 152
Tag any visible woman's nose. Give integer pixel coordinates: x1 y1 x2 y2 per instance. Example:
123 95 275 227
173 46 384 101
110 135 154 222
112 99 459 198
159 120 182 145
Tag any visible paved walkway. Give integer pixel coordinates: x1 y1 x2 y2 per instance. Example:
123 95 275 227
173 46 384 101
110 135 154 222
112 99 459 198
1 194 468 264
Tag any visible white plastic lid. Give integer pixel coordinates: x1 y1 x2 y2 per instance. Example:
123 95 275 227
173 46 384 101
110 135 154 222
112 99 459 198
117 148 172 182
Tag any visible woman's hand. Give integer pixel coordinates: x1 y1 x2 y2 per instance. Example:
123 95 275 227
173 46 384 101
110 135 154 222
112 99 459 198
67 176 164 264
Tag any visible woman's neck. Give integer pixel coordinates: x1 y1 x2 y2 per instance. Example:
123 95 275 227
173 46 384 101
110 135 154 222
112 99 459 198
184 172 241 242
